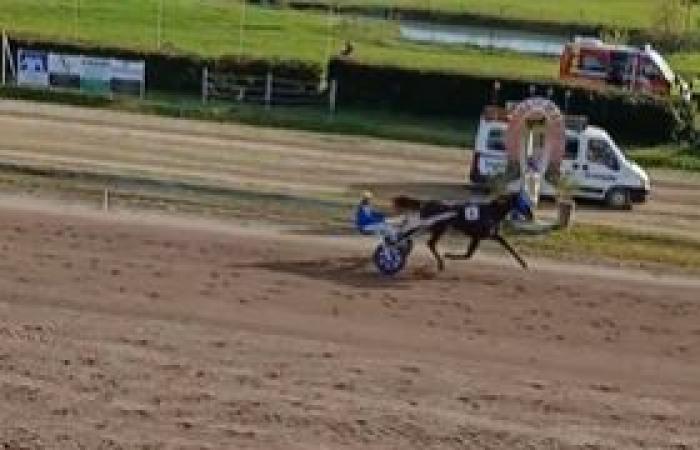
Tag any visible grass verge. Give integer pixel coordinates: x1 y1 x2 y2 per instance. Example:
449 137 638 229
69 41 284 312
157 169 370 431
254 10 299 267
628 146 700 172
512 224 700 272
299 0 688 30
0 85 473 147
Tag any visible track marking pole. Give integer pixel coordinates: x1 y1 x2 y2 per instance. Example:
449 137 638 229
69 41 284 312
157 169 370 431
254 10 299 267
103 188 110 211
202 66 209 104
265 71 272 110
329 79 337 115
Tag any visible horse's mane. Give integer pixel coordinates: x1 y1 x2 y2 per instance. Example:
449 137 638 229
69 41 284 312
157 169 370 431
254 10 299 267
391 195 426 212
392 192 517 212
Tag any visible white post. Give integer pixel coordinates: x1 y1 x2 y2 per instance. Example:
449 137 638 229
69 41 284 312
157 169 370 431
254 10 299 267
156 0 164 49
265 71 272 110
202 66 209 104
1 30 6 87
1 31 15 86
329 79 337 114
103 188 110 211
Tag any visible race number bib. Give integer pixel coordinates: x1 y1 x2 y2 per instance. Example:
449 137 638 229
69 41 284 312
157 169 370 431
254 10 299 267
464 205 480 221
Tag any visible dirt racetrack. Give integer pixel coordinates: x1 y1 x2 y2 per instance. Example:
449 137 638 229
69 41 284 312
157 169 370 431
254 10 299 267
1 101 700 242
0 200 699 449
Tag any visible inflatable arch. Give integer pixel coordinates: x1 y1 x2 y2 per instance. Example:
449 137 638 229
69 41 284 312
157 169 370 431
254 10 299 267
505 97 565 175
504 98 566 206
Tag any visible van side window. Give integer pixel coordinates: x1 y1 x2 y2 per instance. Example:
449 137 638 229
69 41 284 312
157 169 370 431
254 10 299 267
579 54 606 74
486 129 505 152
565 137 579 160
587 139 619 171
641 57 662 81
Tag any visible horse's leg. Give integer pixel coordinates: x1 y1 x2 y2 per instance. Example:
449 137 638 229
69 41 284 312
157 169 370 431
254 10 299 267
494 234 528 270
427 226 448 271
445 237 481 260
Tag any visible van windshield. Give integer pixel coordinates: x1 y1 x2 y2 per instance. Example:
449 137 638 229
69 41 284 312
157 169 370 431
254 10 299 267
486 129 506 152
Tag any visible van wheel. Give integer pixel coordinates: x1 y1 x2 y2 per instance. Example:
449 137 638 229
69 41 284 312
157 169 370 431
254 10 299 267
605 188 630 209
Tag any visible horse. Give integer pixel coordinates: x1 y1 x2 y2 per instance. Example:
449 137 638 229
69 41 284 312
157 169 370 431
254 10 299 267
392 191 533 271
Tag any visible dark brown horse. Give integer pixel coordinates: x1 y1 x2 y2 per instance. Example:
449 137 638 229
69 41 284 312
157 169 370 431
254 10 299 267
392 192 533 271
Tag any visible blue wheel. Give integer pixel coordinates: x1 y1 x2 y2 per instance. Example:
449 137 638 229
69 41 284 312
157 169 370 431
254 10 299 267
373 244 407 276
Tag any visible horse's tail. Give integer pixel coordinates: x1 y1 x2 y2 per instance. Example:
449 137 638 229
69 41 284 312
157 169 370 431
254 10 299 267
392 195 424 212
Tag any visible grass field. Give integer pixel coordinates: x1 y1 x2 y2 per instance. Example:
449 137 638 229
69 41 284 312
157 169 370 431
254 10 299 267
4 0 700 79
0 0 561 79
305 0 698 30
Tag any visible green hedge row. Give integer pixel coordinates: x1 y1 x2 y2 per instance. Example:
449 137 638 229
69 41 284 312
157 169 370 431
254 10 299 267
328 58 679 144
0 84 113 107
8 35 322 94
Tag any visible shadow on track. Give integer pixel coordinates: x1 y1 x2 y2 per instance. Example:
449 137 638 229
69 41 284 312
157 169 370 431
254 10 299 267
230 256 434 289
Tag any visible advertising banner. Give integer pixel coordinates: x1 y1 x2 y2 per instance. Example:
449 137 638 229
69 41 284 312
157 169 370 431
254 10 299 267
17 49 49 87
17 48 145 97
110 59 145 95
79 56 112 94
48 53 81 89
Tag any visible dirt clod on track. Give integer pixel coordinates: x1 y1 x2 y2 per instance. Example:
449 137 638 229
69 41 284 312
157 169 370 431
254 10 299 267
0 201 698 449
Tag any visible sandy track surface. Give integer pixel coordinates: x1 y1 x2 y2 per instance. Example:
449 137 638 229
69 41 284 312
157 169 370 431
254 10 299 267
1 101 700 241
0 201 698 449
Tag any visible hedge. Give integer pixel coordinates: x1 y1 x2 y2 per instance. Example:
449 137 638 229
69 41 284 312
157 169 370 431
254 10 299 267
8 35 322 94
328 57 679 144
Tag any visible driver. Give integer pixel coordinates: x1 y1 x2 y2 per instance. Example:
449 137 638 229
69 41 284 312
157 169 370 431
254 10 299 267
355 191 388 235
355 191 427 243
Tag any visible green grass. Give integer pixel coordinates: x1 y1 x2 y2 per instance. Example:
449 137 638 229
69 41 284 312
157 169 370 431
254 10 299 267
310 0 699 30
146 91 475 146
7 1 700 80
0 84 473 147
628 145 700 171
668 52 700 78
514 223 700 271
0 0 559 80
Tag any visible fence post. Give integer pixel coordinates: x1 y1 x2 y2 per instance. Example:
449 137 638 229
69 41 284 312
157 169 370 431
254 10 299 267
3 33 15 82
1 30 6 87
265 71 272 110
329 79 337 115
202 66 209 104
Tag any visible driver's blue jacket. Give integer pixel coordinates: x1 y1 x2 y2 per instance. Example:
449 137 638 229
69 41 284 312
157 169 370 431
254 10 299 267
355 203 385 233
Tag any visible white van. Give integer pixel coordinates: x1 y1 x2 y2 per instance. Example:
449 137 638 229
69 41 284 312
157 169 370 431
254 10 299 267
469 115 651 208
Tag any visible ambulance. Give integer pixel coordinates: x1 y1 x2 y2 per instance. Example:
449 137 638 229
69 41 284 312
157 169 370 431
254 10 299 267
560 37 687 98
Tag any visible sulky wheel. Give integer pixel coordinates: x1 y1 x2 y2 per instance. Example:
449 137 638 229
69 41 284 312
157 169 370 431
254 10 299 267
373 243 408 276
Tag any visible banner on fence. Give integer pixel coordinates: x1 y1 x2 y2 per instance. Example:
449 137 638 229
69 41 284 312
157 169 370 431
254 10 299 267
17 49 49 87
18 48 145 96
80 56 111 94
109 59 145 95
48 53 81 89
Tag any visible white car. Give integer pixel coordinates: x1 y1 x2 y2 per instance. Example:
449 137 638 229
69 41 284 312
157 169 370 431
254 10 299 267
469 117 651 208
